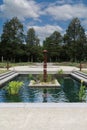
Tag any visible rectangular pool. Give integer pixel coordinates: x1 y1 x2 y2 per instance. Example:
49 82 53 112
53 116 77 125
0 74 85 103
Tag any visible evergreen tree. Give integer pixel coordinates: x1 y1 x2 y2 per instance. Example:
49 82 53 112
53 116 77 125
1 17 24 62
64 17 87 62
43 31 62 62
26 28 40 62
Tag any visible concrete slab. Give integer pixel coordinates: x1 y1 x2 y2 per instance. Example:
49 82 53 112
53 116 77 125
0 103 87 130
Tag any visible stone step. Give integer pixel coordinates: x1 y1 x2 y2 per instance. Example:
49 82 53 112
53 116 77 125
0 71 16 80
0 72 19 86
0 71 13 77
73 71 87 77
70 71 87 85
73 71 87 79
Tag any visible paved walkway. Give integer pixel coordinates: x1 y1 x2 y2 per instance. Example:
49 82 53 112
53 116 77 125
9 65 79 74
0 103 87 130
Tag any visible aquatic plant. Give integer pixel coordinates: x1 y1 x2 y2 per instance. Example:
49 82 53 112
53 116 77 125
6 81 24 95
57 69 64 74
36 74 43 82
29 74 33 80
47 74 53 82
37 74 53 82
79 80 86 101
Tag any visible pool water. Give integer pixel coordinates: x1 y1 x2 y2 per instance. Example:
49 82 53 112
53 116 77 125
0 75 86 103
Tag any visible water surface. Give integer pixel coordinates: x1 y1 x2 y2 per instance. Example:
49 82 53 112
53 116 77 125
0 75 85 102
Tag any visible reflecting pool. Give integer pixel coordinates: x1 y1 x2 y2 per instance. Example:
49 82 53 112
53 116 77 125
0 75 86 102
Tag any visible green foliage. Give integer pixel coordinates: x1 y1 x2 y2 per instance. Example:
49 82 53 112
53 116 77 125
29 74 33 80
26 28 41 62
0 70 9 74
64 17 87 62
30 80 36 85
1 17 24 62
43 31 62 62
26 28 39 46
35 74 53 82
6 81 23 95
1 16 87 62
79 80 86 101
36 74 43 82
57 69 64 74
47 74 53 82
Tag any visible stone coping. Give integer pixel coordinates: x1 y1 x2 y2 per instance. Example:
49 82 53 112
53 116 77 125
0 103 87 108
29 79 61 87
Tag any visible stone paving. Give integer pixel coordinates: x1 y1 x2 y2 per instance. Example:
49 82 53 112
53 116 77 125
0 103 87 130
9 65 79 74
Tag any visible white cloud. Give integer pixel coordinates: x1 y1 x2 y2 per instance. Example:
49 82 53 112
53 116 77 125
0 0 41 20
27 24 63 44
50 0 73 5
45 4 87 21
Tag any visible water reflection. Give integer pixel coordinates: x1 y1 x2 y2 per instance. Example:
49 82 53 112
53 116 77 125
63 77 79 102
42 89 47 102
5 93 22 102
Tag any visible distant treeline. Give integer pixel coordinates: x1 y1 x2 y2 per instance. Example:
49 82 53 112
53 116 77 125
0 17 87 62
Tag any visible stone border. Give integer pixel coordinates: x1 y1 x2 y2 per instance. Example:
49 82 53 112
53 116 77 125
0 103 87 108
29 79 61 88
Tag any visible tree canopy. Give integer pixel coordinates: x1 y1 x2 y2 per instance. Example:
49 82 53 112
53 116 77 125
0 17 87 62
64 17 87 62
43 31 62 62
1 17 24 62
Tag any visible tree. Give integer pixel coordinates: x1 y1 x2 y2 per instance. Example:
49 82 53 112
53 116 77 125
43 31 62 62
1 17 24 62
64 17 87 62
26 28 39 45
26 28 40 62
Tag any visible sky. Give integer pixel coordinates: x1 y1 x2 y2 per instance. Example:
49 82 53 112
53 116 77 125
0 0 87 44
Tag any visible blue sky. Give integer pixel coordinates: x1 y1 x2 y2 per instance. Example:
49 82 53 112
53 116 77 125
0 0 87 44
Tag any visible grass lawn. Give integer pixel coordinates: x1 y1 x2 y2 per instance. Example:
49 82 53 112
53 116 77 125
0 62 34 68
82 70 87 74
0 70 9 74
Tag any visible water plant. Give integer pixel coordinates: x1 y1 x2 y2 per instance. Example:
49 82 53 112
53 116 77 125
29 74 33 80
30 74 55 85
47 74 53 82
57 69 64 74
6 81 24 95
37 74 53 82
36 74 43 82
79 80 86 101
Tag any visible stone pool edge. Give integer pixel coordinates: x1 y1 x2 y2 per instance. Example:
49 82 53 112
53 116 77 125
0 103 87 108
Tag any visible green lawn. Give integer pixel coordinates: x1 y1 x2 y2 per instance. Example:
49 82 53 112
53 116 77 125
82 70 87 74
0 62 34 68
0 70 9 74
